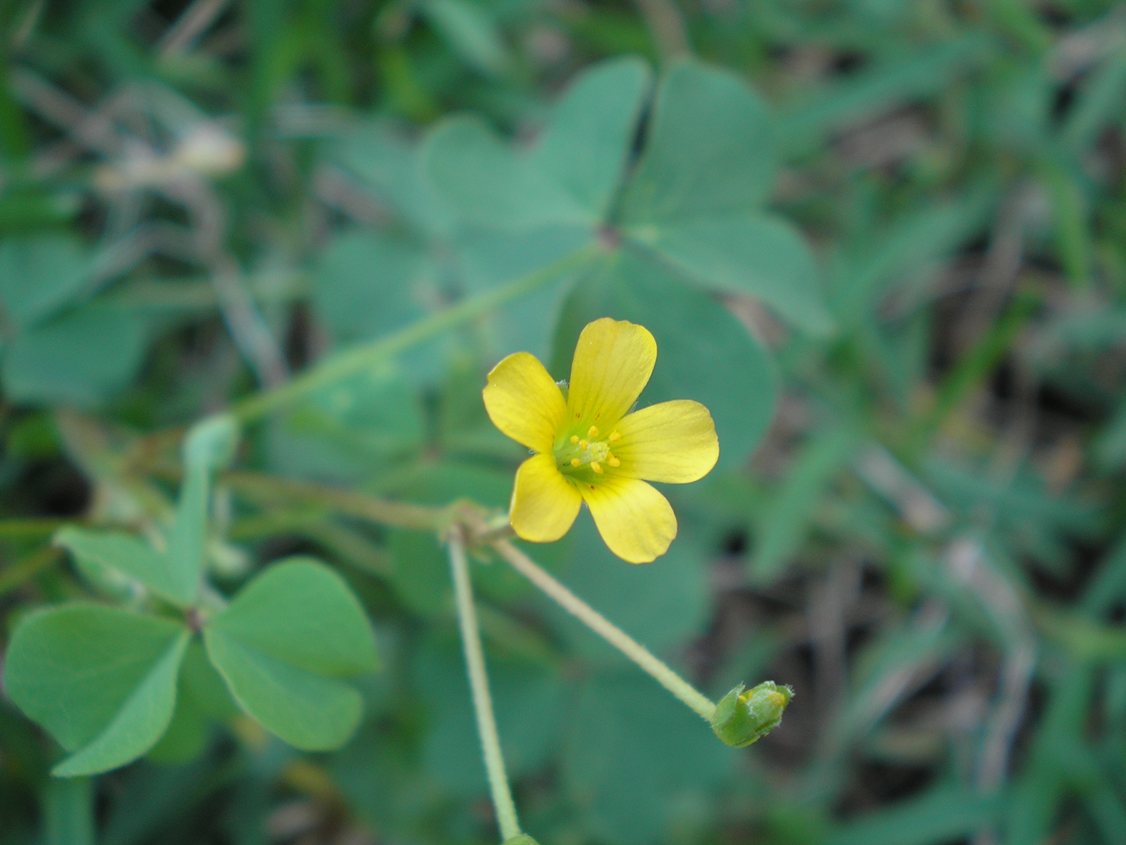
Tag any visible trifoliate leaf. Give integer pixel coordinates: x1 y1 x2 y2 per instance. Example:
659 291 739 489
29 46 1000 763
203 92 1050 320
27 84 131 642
3 604 189 776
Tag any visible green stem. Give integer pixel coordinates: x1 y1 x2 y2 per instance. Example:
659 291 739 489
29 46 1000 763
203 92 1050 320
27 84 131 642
448 531 522 841
231 246 595 424
493 540 716 722
222 471 447 530
0 546 62 598
0 518 67 540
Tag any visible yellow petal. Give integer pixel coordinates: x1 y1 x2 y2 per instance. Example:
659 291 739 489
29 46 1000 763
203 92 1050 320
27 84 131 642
483 352 567 452
612 400 719 483
581 477 676 564
567 318 657 429
510 454 582 542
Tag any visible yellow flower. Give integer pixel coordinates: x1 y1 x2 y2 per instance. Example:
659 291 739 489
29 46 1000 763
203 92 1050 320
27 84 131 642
483 317 719 563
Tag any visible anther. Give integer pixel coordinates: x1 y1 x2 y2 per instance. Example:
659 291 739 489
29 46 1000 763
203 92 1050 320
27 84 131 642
608 455 621 468
570 458 582 467
591 462 603 474
609 431 621 442
579 439 588 449
570 435 579 444
588 426 599 438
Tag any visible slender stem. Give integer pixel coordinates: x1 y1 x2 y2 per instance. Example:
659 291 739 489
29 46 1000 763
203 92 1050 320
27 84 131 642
494 540 716 722
0 546 62 598
222 471 447 530
448 531 522 841
231 246 595 424
0 518 67 540
634 0 691 59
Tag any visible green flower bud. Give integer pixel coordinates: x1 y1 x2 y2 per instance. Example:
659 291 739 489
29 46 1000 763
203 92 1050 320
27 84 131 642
502 836 540 845
711 681 794 748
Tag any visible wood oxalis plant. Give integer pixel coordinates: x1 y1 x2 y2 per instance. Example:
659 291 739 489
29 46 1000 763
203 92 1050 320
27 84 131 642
3 318 792 844
2 56 813 843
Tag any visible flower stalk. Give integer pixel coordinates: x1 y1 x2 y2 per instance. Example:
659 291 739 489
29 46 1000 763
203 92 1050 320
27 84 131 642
492 539 716 722
447 529 523 841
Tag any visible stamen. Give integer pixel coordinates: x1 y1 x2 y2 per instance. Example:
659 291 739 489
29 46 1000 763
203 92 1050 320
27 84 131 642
588 425 599 438
609 431 621 442
570 435 580 444
591 462 603 474
607 455 621 468
570 458 582 467
579 439 589 449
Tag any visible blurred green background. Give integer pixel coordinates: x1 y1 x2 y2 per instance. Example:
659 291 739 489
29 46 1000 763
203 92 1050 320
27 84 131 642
2 1 1125 843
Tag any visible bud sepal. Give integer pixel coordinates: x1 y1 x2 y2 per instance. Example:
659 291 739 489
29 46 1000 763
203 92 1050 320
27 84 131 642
711 681 794 748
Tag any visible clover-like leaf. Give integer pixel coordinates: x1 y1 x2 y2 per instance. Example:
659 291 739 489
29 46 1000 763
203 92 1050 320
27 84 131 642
618 61 774 223
0 236 91 328
3 604 189 777
202 558 378 750
56 527 197 608
2 304 147 408
424 57 650 230
617 63 831 333
630 213 833 334
55 420 233 607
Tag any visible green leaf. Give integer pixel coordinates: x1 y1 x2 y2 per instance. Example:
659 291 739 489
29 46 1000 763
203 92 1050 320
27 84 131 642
165 464 208 606
631 213 833 333
529 57 650 223
0 236 90 328
3 604 189 777
331 121 454 237
456 226 593 362
2 304 146 407
147 642 237 763
312 230 436 346
424 58 650 229
554 249 776 468
55 527 197 608
203 558 378 750
618 61 774 224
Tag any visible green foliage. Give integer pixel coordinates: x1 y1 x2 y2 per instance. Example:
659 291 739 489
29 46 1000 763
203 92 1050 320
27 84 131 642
2 2 1125 844
6 437 377 776
0 237 147 407
4 605 189 777
203 559 378 750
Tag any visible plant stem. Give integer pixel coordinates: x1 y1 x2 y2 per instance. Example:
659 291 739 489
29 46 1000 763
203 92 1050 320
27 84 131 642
493 540 716 722
0 518 67 540
448 530 522 841
222 471 447 530
231 246 596 424
0 545 62 598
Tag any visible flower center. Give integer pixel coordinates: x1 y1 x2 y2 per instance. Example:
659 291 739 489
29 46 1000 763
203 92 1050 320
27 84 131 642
555 425 622 479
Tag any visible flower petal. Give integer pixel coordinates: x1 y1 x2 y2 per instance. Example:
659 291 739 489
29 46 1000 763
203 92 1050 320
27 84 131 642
567 318 657 428
483 352 567 452
581 477 677 564
510 454 582 542
613 400 719 483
